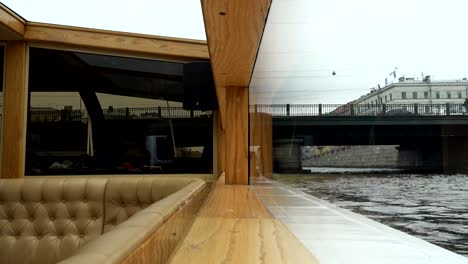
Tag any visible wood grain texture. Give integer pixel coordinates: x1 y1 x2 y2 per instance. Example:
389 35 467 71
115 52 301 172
217 86 227 130
217 116 226 176
202 0 271 128
201 0 271 87
122 185 210 264
24 22 209 60
225 87 249 185
170 218 318 264
198 174 272 218
249 112 273 178
0 4 25 40
169 174 318 264
1 41 27 179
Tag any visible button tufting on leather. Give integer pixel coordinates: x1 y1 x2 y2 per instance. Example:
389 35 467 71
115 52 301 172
0 177 110 264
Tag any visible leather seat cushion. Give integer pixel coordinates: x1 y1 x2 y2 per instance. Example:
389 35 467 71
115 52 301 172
103 177 198 232
0 178 107 264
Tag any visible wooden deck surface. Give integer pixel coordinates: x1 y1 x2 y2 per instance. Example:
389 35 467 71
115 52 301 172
169 174 318 264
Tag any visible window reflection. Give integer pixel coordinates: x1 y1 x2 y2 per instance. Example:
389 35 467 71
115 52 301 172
249 0 468 256
26 48 216 175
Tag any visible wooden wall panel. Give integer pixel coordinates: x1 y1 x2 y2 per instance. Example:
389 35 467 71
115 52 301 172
24 23 209 61
225 87 248 185
1 41 27 178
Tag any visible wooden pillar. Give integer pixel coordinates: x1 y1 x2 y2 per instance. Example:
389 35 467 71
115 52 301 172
1 41 27 178
225 87 248 185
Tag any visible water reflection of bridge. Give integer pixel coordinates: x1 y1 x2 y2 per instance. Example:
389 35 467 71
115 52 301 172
251 104 468 174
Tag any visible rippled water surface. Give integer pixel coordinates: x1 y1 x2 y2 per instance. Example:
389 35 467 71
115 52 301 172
275 172 468 257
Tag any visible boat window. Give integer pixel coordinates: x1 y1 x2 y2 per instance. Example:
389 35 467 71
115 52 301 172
25 47 216 176
248 0 468 257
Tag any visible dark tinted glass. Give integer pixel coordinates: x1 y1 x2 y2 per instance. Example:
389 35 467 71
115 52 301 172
26 48 216 175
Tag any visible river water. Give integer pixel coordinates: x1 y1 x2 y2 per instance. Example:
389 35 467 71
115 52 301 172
274 169 468 257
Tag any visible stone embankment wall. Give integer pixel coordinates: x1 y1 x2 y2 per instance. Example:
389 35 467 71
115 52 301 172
303 145 398 168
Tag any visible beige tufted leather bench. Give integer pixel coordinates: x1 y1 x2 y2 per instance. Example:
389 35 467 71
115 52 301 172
0 176 206 264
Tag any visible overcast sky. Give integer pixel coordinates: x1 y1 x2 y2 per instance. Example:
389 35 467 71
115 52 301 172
251 0 468 104
4 0 468 105
1 0 207 40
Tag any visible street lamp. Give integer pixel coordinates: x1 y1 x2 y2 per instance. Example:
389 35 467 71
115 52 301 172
423 75 432 114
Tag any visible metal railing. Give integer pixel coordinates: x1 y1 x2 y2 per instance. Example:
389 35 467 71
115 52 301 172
250 103 468 117
102 107 212 120
30 107 213 122
25 103 468 122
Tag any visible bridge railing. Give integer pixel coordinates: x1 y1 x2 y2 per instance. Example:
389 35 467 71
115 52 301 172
30 107 213 122
103 107 212 120
251 103 468 117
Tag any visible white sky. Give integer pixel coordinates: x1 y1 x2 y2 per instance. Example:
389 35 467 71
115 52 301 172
251 0 468 104
1 0 207 40
4 0 468 105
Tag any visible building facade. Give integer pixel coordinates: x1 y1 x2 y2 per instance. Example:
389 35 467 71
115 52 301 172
350 76 468 115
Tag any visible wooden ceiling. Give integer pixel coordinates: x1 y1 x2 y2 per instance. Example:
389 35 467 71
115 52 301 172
201 0 272 126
